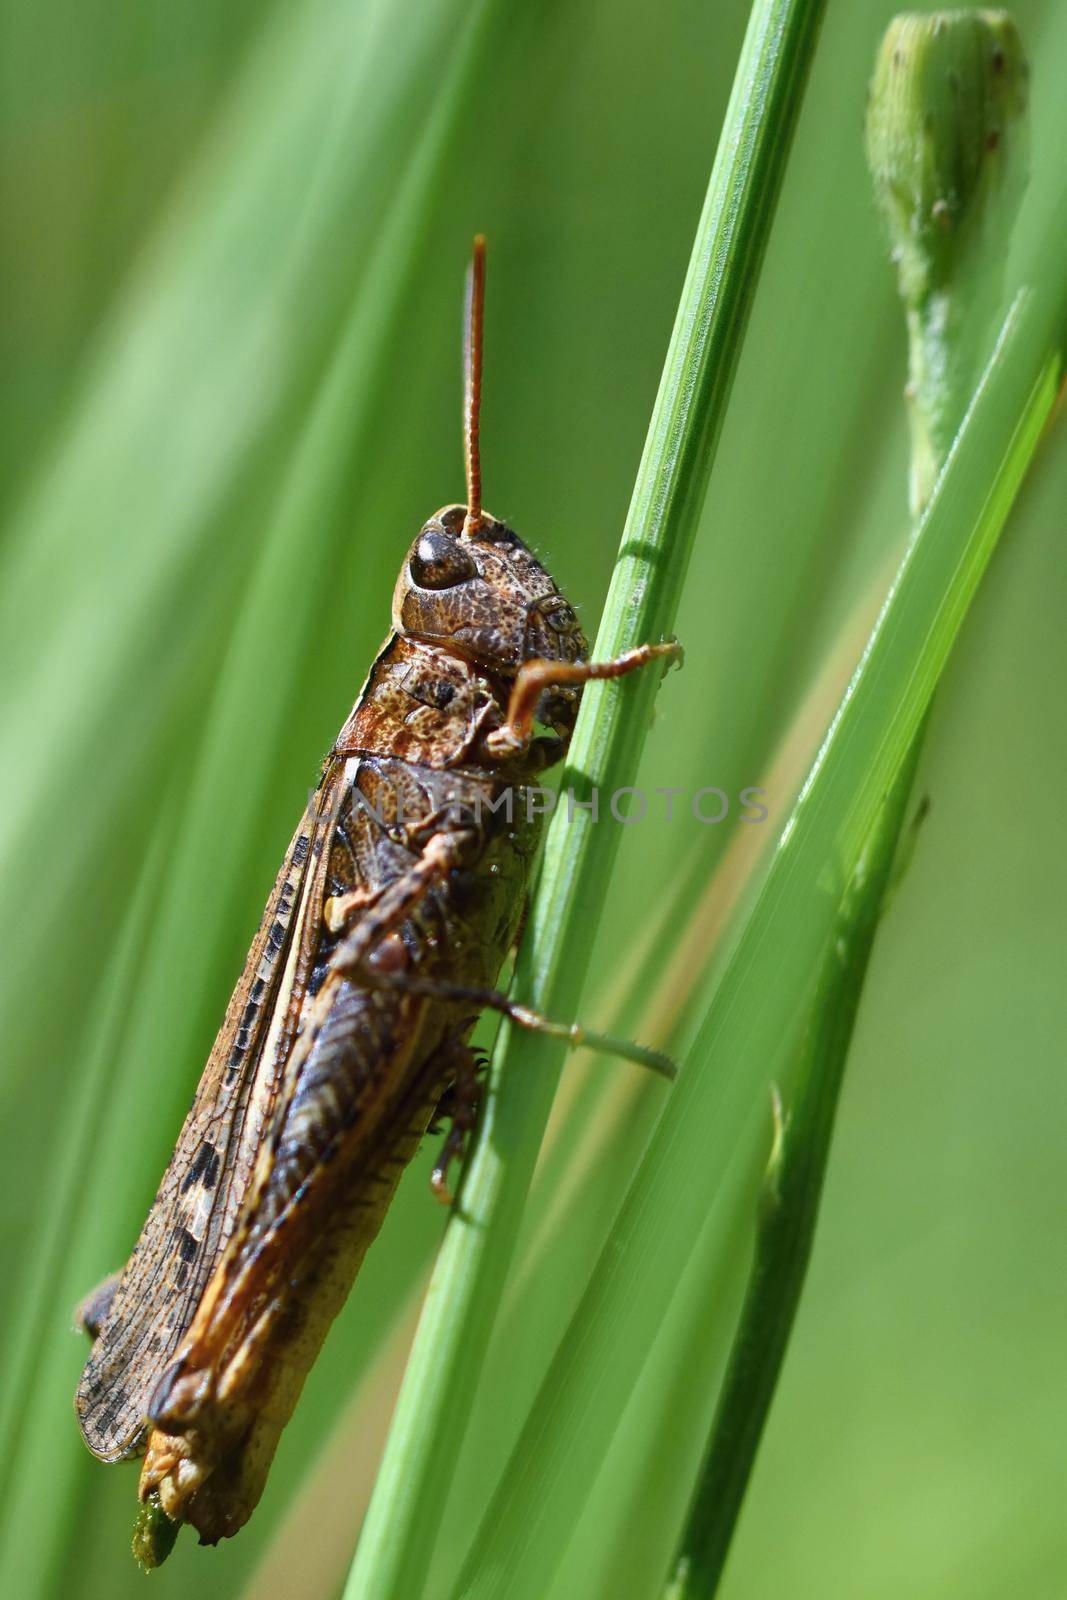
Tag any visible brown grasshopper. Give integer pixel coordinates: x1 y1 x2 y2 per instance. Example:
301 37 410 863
75 236 679 1565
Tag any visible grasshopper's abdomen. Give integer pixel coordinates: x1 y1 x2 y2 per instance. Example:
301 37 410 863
141 982 446 1543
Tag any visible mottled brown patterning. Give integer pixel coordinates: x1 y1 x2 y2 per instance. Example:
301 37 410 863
76 805 328 1461
74 236 679 1559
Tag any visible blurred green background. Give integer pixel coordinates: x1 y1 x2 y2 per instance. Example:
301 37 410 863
1 0 1065 1596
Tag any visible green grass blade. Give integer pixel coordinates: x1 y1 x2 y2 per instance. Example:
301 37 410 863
663 737 925 1598
449 280 1063 1598
345 3 830 1597
0 804 177 1593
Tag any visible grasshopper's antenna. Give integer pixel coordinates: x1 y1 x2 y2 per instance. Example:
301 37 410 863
462 234 486 538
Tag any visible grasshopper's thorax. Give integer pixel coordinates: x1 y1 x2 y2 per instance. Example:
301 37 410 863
336 505 588 771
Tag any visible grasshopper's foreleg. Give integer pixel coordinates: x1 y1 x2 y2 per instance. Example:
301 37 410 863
485 639 683 757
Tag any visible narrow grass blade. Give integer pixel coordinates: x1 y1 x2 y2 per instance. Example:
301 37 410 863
663 738 925 1598
0 808 176 1594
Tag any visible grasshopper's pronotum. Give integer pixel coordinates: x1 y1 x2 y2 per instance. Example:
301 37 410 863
75 237 679 1563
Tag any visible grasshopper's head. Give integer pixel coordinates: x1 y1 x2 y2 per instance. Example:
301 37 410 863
393 503 588 679
392 238 588 735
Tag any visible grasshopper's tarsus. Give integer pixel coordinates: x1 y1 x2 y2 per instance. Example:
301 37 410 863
430 1131 464 1207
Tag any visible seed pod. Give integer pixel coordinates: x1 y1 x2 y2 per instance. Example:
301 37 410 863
866 11 1028 305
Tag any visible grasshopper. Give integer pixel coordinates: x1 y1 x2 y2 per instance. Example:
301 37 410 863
75 237 679 1564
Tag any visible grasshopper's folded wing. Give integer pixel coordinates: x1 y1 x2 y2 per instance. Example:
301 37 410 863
75 783 340 1462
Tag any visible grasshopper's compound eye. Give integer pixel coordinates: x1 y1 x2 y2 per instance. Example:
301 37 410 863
409 530 477 590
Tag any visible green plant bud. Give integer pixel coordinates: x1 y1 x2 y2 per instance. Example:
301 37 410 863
866 11 1028 303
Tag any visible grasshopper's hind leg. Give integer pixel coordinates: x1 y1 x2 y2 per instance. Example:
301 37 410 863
74 1271 122 1342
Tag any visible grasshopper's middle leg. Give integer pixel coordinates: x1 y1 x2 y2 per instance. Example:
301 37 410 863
348 964 675 1083
322 834 676 1087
